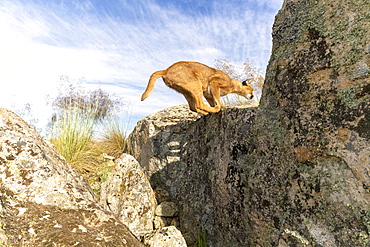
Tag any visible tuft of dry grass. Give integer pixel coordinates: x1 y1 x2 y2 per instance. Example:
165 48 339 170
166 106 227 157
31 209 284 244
50 105 100 173
96 116 127 159
49 107 128 198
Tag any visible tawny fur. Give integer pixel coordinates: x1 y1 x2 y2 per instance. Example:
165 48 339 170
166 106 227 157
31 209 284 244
141 61 254 114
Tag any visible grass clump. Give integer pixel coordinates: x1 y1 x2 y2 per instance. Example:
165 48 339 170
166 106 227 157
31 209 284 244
50 103 100 173
96 115 128 159
48 77 127 181
49 102 127 197
50 109 128 174
197 228 207 247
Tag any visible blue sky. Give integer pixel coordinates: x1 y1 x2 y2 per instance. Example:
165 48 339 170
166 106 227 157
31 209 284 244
0 0 282 135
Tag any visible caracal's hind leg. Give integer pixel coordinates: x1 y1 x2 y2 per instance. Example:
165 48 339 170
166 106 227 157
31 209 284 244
181 83 220 114
205 96 227 108
193 91 221 113
205 96 217 107
183 93 208 114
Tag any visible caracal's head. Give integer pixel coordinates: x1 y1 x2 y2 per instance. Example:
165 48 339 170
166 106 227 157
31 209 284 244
237 78 254 100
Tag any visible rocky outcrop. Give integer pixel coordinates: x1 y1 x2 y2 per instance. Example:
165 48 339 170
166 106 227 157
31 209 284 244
127 0 370 246
0 106 187 246
3 0 368 245
127 105 258 246
250 0 370 244
0 108 143 246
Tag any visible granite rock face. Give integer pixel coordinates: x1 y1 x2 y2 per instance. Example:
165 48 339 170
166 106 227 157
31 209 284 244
99 153 187 246
0 108 143 246
127 0 370 245
99 153 157 239
125 104 201 179
250 0 370 245
127 105 258 246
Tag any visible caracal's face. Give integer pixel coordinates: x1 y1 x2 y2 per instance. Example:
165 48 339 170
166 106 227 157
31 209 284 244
238 79 254 100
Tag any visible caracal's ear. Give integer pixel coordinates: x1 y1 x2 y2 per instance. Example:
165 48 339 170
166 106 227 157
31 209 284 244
242 78 254 86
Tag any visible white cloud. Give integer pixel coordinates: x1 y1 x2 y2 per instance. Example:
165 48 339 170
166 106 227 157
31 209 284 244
0 0 283 134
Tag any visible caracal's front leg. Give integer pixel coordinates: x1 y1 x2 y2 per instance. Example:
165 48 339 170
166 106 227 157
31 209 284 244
182 88 217 114
209 81 226 108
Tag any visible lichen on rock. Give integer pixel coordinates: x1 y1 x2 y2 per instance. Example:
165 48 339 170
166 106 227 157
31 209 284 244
99 153 157 239
0 108 143 246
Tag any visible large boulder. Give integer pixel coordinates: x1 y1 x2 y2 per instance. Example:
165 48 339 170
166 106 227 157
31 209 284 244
127 0 370 245
99 154 157 239
125 104 201 178
127 105 258 246
99 153 187 246
0 108 142 246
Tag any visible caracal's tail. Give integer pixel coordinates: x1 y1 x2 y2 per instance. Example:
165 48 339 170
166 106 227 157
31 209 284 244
141 70 167 101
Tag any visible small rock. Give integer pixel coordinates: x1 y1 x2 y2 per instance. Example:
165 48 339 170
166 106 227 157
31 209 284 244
154 187 170 203
154 216 166 229
78 225 88 233
144 226 187 247
353 64 370 78
155 202 178 217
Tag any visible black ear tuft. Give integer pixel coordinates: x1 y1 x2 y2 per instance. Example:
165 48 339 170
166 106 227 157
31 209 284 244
242 78 253 86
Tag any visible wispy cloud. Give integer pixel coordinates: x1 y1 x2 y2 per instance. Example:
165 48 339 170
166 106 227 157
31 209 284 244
0 0 283 133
